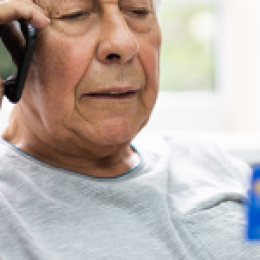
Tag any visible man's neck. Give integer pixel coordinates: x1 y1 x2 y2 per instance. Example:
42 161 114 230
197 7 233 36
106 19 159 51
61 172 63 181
2 108 141 179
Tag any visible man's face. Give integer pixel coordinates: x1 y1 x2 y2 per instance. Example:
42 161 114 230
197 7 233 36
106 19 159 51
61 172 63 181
23 0 161 149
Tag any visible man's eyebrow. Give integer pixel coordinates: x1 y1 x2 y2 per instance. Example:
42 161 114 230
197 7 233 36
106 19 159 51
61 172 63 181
33 0 52 12
34 0 92 14
120 0 153 6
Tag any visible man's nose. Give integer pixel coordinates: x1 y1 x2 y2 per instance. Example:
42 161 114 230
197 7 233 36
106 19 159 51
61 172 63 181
96 13 139 65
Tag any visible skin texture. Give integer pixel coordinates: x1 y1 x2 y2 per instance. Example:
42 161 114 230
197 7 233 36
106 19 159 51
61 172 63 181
0 0 161 178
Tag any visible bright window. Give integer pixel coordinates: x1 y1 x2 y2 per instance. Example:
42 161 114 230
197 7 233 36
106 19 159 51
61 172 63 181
160 0 218 92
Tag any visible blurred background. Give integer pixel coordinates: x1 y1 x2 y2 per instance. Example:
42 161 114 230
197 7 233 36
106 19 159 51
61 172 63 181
1 0 260 164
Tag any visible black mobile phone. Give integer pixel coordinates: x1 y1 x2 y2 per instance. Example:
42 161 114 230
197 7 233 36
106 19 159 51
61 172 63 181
4 19 37 103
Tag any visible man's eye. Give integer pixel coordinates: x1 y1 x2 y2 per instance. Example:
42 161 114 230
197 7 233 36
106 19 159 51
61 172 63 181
62 12 88 20
131 9 151 17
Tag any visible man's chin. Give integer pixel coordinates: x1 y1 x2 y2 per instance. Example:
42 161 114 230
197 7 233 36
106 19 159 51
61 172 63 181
93 128 137 147
75 120 141 147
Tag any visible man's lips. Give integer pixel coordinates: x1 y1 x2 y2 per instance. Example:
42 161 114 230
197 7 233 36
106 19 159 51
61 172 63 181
84 87 139 99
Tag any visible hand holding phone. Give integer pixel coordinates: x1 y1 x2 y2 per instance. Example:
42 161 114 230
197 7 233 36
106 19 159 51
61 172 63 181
0 0 50 105
3 19 37 103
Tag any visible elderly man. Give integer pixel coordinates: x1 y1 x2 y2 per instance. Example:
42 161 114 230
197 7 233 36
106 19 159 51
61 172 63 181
0 0 259 259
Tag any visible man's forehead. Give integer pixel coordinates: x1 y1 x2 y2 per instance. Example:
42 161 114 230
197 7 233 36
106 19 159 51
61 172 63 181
35 0 153 9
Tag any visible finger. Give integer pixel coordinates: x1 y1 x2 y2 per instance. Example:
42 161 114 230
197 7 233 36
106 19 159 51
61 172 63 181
0 2 50 28
0 23 25 66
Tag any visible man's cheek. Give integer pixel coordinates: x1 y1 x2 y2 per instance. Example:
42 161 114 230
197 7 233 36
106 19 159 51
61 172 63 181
139 45 159 86
34 51 79 98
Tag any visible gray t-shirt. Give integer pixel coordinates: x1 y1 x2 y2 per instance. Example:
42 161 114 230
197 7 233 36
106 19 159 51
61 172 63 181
0 135 259 259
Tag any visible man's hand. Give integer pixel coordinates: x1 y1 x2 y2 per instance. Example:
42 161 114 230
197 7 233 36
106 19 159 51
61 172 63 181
0 0 50 107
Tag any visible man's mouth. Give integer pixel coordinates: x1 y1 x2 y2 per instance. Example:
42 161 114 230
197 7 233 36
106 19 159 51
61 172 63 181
85 88 138 99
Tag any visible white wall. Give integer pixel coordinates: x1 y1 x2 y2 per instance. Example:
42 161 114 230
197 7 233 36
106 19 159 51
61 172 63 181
144 0 260 134
140 0 260 164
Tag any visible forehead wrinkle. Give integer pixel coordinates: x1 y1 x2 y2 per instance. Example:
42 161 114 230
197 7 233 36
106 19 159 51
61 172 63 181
100 0 152 4
34 0 155 18
34 0 86 17
34 0 153 10
33 0 54 16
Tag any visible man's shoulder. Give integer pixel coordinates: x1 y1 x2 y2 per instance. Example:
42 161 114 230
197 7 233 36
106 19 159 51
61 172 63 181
0 138 25 170
0 138 36 188
0 138 19 169
134 132 250 174
134 133 251 215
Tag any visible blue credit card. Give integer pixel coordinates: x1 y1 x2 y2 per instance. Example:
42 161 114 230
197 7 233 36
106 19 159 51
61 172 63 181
247 165 260 240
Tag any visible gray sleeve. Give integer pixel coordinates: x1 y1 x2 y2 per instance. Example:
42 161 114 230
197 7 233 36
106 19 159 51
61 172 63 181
177 141 260 259
184 200 260 259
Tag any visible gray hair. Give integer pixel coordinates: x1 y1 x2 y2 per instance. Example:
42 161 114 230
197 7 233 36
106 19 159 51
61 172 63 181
153 0 163 15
